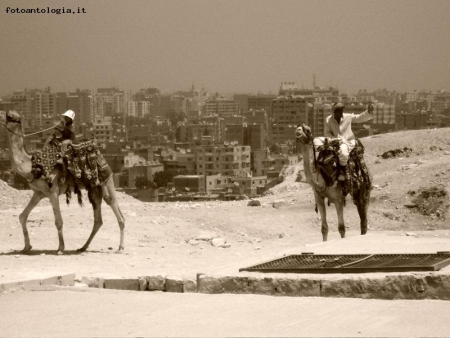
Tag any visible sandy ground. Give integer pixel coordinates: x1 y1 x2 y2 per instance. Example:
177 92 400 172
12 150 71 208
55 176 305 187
2 287 450 337
1 128 450 282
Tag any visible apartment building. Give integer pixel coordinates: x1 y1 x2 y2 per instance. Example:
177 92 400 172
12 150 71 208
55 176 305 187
251 149 275 176
128 100 151 118
205 100 239 117
247 96 276 116
196 144 251 177
271 96 312 143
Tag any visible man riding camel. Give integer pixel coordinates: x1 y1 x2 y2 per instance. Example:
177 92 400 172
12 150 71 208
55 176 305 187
313 103 374 182
47 110 76 186
55 110 76 143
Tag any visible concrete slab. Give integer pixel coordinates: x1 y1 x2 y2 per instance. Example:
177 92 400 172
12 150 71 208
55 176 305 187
195 233 450 300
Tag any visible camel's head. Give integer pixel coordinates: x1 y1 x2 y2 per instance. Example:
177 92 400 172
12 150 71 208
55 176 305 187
6 111 22 124
295 124 313 145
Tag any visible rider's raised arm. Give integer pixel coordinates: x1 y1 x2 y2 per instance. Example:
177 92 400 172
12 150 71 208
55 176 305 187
351 105 374 123
324 118 333 138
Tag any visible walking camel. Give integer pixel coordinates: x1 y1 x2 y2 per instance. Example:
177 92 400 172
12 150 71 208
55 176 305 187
2 110 125 254
296 124 372 241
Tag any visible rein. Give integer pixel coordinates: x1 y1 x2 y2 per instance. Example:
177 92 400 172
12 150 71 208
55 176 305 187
1 121 58 137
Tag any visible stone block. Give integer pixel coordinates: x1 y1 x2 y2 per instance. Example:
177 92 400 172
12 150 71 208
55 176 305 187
165 276 184 293
1 279 41 293
40 274 74 286
183 279 197 293
138 276 148 291
40 276 59 286
104 279 140 291
197 275 223 294
59 274 75 286
82 277 105 288
147 275 166 291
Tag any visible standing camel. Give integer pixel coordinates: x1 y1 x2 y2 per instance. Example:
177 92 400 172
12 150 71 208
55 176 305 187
296 124 371 241
2 111 125 254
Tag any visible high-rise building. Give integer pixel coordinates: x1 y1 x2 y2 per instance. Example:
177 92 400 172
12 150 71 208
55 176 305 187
270 96 312 143
128 101 151 118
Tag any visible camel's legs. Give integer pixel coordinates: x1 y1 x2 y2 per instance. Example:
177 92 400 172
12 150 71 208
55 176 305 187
353 188 370 235
334 196 346 238
315 192 328 241
102 178 125 253
19 191 44 253
77 186 103 252
49 191 65 254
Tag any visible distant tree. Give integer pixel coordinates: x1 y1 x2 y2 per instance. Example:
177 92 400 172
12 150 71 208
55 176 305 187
153 170 175 188
268 143 281 155
442 107 450 117
134 176 155 190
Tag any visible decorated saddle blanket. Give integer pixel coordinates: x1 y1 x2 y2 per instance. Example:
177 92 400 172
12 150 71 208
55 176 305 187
315 138 371 196
31 137 62 183
31 138 112 187
64 139 112 187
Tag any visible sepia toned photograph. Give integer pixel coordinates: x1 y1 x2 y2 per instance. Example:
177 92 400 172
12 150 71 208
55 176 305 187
1 0 450 336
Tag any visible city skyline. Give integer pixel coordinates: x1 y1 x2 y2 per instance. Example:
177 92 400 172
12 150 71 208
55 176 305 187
2 0 450 97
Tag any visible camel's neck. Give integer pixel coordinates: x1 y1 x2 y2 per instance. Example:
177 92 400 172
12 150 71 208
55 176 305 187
7 124 32 177
300 143 324 191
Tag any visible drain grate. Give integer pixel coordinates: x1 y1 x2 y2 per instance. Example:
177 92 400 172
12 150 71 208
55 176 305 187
239 252 450 274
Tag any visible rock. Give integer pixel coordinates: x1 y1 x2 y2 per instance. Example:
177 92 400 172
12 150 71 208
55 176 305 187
247 200 261 207
272 199 287 209
237 195 249 200
430 146 438 151
147 275 166 291
183 279 197 293
211 238 227 247
138 276 148 291
406 232 418 237
219 243 231 248
195 232 216 241
444 151 450 155
188 239 200 246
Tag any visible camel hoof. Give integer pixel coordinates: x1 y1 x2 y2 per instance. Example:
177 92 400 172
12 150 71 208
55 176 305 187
56 250 64 255
22 245 32 254
76 247 86 253
115 247 124 254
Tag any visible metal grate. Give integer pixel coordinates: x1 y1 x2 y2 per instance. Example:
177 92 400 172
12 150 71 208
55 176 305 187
239 252 450 274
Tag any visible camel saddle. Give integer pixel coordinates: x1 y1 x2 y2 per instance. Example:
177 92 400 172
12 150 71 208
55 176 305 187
63 139 112 187
31 138 112 188
315 138 371 196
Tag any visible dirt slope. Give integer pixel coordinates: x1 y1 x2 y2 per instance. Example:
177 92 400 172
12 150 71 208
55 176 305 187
0 127 449 282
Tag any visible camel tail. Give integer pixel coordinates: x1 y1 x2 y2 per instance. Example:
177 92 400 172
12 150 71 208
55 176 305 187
75 183 83 207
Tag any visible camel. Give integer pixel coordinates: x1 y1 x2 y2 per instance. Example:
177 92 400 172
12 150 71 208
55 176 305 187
2 111 125 254
296 124 371 241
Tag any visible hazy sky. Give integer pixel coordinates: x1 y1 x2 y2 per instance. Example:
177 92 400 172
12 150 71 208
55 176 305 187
1 0 450 96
